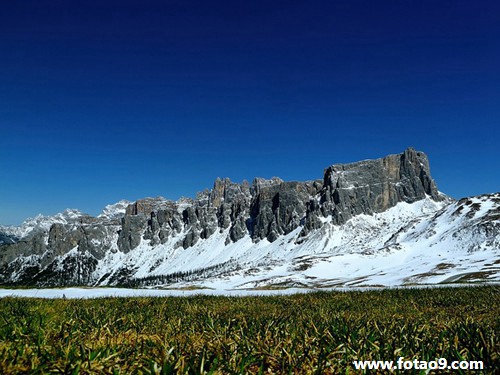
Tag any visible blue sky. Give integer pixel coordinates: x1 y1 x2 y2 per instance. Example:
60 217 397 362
1 0 499 225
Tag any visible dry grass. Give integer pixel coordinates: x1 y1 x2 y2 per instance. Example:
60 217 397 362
0 286 498 374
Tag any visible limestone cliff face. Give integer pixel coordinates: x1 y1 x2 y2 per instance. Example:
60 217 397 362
119 148 442 248
301 147 441 234
0 148 444 286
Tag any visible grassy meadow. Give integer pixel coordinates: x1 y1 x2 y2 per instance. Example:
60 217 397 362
0 286 498 374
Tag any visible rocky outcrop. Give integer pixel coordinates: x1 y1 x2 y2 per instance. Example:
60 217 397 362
249 179 322 241
0 148 446 286
120 148 442 247
300 147 442 236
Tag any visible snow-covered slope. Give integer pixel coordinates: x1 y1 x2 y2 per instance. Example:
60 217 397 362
85 193 499 289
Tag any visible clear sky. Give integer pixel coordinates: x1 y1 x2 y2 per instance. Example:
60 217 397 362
1 1 499 225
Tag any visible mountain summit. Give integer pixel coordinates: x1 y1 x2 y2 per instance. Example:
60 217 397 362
1 148 498 288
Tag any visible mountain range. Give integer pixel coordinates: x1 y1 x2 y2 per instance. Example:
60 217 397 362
1 147 498 289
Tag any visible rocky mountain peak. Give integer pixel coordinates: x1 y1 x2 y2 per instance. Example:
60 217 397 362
4 148 487 289
98 200 132 221
319 147 441 225
125 197 170 216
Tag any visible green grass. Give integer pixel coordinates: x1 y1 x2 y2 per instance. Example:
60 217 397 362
0 286 498 374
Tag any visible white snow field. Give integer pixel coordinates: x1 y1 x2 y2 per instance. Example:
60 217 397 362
0 283 494 299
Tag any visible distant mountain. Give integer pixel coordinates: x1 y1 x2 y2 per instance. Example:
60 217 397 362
0 148 498 288
0 209 86 240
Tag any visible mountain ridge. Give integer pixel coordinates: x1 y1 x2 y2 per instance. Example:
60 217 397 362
1 147 498 288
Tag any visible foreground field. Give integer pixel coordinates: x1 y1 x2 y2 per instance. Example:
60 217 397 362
0 286 498 374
